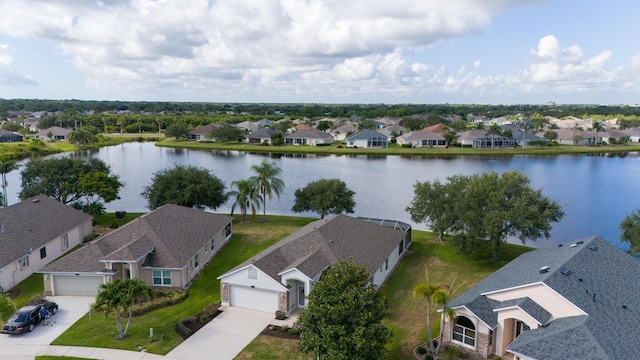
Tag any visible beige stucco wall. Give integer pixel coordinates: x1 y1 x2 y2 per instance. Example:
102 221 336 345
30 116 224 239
495 308 539 356
444 307 494 358
485 283 584 319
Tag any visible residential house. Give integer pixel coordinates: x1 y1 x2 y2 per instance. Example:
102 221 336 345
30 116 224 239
293 123 314 131
0 129 23 142
397 130 447 147
40 204 233 296
254 118 273 129
285 129 333 145
246 129 281 144
422 123 455 134
539 128 592 145
346 129 388 148
456 129 488 147
600 128 630 144
218 215 411 315
236 121 256 132
509 130 547 147
379 124 408 138
622 127 640 142
442 236 640 359
0 195 93 292
35 126 70 141
331 121 358 141
187 123 219 141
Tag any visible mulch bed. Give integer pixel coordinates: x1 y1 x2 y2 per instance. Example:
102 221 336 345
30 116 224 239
260 324 300 340
177 309 223 339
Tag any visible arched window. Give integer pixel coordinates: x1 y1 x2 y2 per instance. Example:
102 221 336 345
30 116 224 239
452 316 476 347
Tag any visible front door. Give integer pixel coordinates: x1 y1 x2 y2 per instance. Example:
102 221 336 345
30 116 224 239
298 285 305 307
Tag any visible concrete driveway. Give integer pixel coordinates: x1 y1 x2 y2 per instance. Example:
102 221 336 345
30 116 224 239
165 306 274 360
0 296 94 346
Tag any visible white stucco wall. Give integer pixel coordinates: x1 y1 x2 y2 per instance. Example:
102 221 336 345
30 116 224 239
485 283 585 319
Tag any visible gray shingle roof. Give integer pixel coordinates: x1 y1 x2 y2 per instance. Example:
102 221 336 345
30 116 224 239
41 204 232 273
224 214 405 282
248 129 281 139
449 236 640 359
494 297 552 326
0 195 93 269
346 129 387 141
285 129 333 140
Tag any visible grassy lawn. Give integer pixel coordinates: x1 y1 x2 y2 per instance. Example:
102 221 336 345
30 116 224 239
36 357 94 360
51 215 315 355
156 138 640 157
236 231 532 360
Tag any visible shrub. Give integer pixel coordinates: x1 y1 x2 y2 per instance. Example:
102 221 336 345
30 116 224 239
275 310 285 320
109 219 120 229
443 346 462 360
287 327 300 336
417 346 427 355
176 316 196 338
425 355 434 360
401 143 413 148
492 356 504 360
115 211 127 219
315 143 331 147
200 314 209 323
27 293 47 305
203 302 220 317
83 232 100 243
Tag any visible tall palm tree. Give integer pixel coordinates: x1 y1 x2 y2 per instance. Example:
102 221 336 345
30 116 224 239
229 179 261 223
413 282 440 354
250 160 284 219
592 120 604 145
0 158 18 207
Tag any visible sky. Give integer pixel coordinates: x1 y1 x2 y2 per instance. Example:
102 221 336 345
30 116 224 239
0 0 639 105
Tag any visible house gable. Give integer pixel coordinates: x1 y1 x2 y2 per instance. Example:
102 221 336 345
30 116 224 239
219 264 287 292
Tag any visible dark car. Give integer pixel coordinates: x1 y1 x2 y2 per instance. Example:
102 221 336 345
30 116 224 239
1 301 58 334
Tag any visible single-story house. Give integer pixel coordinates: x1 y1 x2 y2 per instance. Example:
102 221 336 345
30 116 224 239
35 126 70 141
378 124 408 138
397 130 447 147
0 129 23 142
218 215 411 315
187 123 219 141
422 123 455 134
331 122 357 141
509 130 548 147
285 129 334 146
537 128 593 145
456 129 488 146
246 129 281 144
600 128 631 144
346 129 388 148
442 236 640 359
235 121 256 132
0 195 93 292
40 204 233 296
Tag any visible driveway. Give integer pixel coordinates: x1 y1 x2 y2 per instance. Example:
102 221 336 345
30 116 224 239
165 306 274 360
0 296 94 346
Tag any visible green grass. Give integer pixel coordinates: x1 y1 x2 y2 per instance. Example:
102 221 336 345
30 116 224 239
11 273 45 308
36 357 94 360
51 215 315 355
156 138 640 157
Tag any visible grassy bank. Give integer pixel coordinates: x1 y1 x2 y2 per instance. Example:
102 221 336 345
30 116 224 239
156 138 640 157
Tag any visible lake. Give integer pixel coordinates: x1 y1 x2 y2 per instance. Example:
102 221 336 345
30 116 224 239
5 142 639 250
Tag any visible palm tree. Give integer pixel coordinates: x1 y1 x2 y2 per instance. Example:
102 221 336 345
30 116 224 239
413 282 440 354
0 293 17 324
93 278 153 339
249 160 284 219
229 179 261 223
592 120 604 145
0 158 18 207
433 276 465 355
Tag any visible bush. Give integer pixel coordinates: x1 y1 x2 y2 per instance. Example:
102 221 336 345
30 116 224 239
401 143 413 148
315 143 331 147
492 356 504 360
443 346 462 360
417 346 427 355
115 211 127 219
176 316 196 338
131 289 187 316
425 355 434 360
287 327 300 335
27 293 47 305
203 302 220 317
109 219 120 229
200 314 209 323
83 232 101 243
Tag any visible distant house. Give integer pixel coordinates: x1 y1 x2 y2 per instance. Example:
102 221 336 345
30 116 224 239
600 128 631 144
346 129 388 148
285 129 333 145
187 123 219 141
456 129 487 147
379 124 408 138
0 195 93 292
397 130 447 147
332 122 358 141
246 129 281 144
236 121 256 132
0 129 23 142
218 215 411 315
422 123 455 134
540 128 592 145
443 236 640 359
40 204 233 296
35 126 70 141
510 130 548 147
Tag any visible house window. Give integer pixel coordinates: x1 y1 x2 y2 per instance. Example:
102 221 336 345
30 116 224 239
515 320 530 338
152 270 172 286
61 234 69 250
248 267 257 279
40 247 47 259
211 238 215 251
194 254 199 269
19 256 29 270
385 258 389 271
452 316 476 347
398 239 404 255
225 223 231 238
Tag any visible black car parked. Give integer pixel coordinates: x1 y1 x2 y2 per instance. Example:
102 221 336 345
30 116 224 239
1 301 58 334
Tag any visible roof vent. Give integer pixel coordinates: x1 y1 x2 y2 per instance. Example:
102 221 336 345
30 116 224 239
623 305 628 310
540 266 550 274
576 240 584 245
31 199 40 203
559 267 571 276
588 244 598 251
570 243 578 248
558 244 563 248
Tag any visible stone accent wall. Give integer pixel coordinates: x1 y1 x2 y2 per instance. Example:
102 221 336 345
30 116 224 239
221 282 229 303
442 321 492 359
278 291 288 313
476 332 491 358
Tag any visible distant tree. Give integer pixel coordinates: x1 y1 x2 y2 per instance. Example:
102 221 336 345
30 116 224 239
2 122 21 132
228 179 261 223
20 157 123 206
141 164 227 210
68 128 98 147
270 132 284 146
544 130 559 141
0 293 16 324
93 279 153 339
276 119 293 133
317 120 332 131
450 120 468 131
400 117 427 131
620 208 640 257
591 120 604 145
357 119 377 131
292 178 355 219
210 123 244 143
250 160 284 219
165 123 188 139
298 260 390 360
442 129 457 146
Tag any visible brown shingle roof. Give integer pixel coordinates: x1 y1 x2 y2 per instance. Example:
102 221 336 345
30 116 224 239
42 204 232 273
227 215 405 281
0 195 93 269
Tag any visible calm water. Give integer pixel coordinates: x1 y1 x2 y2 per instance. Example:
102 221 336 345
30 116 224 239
5 142 640 250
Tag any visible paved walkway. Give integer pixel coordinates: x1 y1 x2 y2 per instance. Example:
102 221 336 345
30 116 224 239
0 306 278 360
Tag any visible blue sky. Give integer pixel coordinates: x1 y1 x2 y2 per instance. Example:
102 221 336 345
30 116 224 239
0 0 638 104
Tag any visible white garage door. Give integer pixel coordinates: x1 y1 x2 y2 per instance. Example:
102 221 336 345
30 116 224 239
53 275 104 296
229 285 279 313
